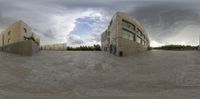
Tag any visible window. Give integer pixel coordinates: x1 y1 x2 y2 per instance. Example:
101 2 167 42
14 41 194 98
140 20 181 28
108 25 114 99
142 40 145 45
24 28 27 33
122 19 135 31
142 34 145 39
122 29 135 41
137 28 143 36
8 38 10 43
136 36 142 44
8 31 11 35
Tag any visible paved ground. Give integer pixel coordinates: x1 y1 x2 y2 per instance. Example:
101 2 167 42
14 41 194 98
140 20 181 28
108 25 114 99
0 50 200 99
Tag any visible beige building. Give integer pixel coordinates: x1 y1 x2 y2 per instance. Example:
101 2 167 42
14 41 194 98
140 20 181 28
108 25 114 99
101 12 150 56
40 43 67 51
0 20 40 55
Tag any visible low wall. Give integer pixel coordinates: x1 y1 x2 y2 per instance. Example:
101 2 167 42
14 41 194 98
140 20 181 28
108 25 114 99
2 40 39 56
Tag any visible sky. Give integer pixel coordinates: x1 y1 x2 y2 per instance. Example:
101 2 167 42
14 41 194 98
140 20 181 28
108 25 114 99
0 0 200 47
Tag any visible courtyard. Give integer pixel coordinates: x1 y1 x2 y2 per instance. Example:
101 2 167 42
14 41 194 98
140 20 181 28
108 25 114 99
0 50 200 99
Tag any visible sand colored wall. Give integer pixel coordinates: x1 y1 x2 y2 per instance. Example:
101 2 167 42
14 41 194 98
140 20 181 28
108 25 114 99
19 20 33 40
0 33 2 47
1 20 33 46
0 20 40 55
101 31 110 51
101 12 150 56
3 40 40 56
2 22 21 46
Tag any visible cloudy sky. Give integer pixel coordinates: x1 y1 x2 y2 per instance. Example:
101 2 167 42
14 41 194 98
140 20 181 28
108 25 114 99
0 0 200 47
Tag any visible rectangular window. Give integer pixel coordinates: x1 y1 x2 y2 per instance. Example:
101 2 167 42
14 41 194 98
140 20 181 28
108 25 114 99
136 36 142 44
8 38 10 43
24 28 27 33
141 34 145 39
8 31 11 35
122 29 135 41
122 21 128 27
142 40 145 45
122 19 135 31
137 28 143 36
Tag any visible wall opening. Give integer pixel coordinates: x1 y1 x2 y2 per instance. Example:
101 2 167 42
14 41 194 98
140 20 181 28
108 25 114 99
119 51 123 57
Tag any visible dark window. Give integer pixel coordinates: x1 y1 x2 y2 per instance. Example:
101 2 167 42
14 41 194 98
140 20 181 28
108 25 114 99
8 38 10 43
8 31 11 35
24 28 27 33
142 34 145 39
137 28 143 36
2 34 4 46
119 51 123 57
122 19 136 31
122 28 135 41
24 36 28 40
136 36 142 44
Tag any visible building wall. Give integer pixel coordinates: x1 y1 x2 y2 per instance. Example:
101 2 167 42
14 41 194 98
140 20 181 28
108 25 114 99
1 20 33 46
2 22 20 46
0 20 40 55
3 40 40 56
19 20 33 41
118 37 147 56
0 33 2 47
101 30 110 51
101 12 150 56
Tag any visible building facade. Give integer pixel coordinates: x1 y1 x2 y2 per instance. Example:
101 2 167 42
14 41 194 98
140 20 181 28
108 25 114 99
0 20 40 55
101 12 150 56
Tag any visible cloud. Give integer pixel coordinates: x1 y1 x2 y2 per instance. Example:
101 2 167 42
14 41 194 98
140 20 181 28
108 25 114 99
128 2 200 46
85 15 110 45
67 34 84 45
68 12 110 46
150 40 164 47
0 0 108 45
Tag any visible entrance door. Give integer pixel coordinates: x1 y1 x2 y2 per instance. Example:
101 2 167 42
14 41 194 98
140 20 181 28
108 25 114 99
112 45 116 55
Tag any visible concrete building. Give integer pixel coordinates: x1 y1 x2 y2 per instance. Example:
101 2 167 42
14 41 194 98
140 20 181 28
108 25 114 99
0 20 40 55
40 43 67 51
101 12 150 56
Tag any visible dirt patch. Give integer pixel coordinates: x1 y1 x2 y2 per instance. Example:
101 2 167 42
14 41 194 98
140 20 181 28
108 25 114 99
94 64 103 72
10 67 31 78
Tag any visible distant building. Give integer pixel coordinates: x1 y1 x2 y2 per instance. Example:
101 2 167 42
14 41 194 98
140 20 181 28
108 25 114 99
40 43 67 51
0 20 40 55
101 12 150 56
198 35 200 50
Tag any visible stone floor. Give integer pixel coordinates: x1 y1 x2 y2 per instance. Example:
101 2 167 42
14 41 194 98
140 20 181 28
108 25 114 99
0 50 200 99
